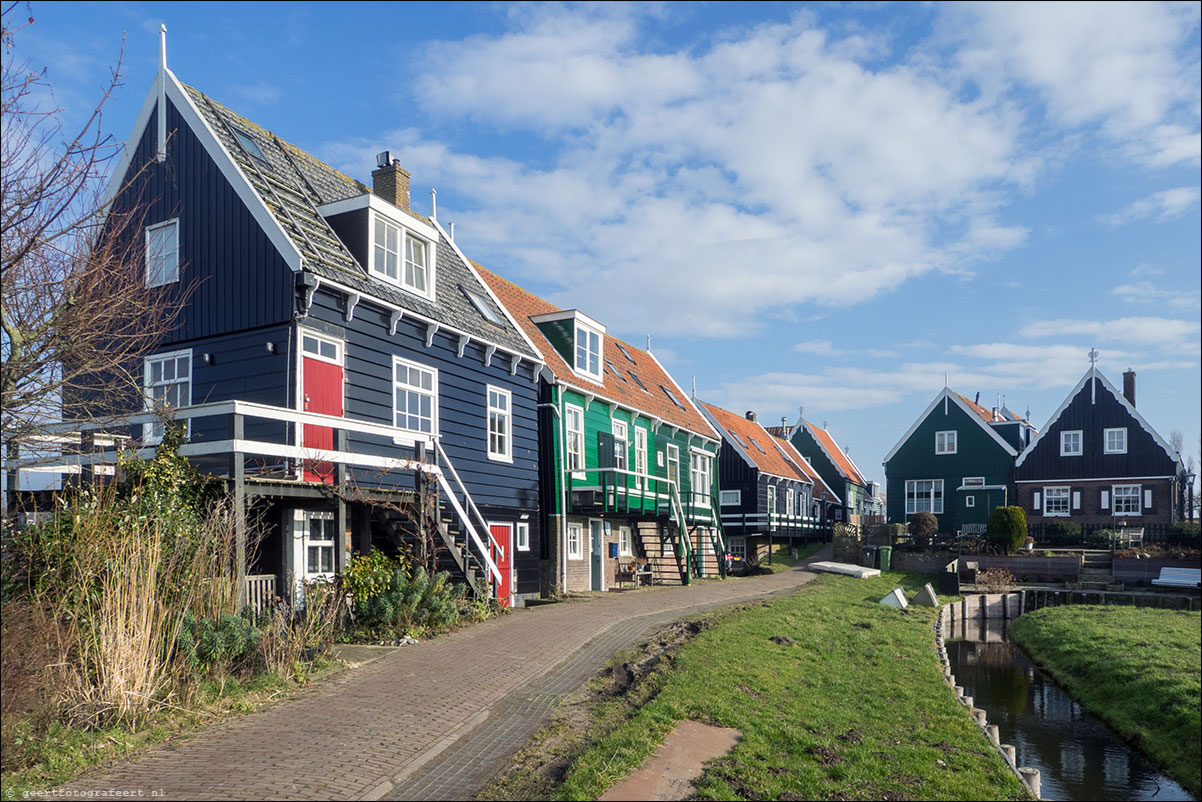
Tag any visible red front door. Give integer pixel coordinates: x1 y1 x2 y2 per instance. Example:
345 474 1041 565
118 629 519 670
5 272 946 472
489 524 512 607
301 334 343 484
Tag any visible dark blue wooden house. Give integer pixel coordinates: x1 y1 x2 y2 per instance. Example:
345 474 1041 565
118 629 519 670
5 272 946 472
62 46 546 606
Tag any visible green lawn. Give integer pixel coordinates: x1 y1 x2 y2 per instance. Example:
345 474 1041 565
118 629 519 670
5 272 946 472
553 573 1027 800
1011 605 1201 798
755 541 827 573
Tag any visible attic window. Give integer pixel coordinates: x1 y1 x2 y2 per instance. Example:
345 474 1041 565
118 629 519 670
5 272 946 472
747 436 768 455
574 323 603 381
628 370 649 392
462 286 506 326
615 342 636 363
234 129 267 163
731 432 748 448
660 385 685 409
605 360 627 381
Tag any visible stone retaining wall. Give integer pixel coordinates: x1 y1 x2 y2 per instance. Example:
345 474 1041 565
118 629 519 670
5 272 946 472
891 550 955 574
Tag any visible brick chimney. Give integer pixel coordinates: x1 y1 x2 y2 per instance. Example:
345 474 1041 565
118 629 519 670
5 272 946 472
371 151 410 211
745 411 756 422
1123 368 1136 407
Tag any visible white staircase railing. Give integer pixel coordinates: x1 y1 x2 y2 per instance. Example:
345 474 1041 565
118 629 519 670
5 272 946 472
433 441 502 586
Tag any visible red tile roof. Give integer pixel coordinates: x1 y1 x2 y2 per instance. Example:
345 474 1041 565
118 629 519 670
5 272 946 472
477 265 717 439
702 404 810 482
955 392 997 424
805 421 868 487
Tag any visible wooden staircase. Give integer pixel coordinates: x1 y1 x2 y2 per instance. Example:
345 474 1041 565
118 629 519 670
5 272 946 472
636 522 684 585
1078 551 1114 590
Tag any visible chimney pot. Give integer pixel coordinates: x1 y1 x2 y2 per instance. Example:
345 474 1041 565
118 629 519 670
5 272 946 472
1123 369 1136 407
745 411 756 422
371 157 411 211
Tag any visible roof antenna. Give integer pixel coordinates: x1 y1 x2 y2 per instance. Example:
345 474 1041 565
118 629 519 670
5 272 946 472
157 24 167 163
449 221 455 242
691 375 696 399
646 335 651 352
430 188 437 221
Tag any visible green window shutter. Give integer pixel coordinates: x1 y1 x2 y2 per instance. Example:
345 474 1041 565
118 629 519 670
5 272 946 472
597 431 615 470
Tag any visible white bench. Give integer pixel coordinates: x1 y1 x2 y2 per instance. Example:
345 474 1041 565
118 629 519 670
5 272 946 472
1151 567 1201 589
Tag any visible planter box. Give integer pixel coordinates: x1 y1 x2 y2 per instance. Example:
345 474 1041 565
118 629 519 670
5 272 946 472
963 554 1082 583
1113 557 1202 586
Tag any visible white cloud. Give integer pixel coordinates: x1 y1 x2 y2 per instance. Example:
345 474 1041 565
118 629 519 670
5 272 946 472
1019 316 1202 353
1111 282 1202 312
326 6 1031 337
1100 186 1201 226
791 340 841 356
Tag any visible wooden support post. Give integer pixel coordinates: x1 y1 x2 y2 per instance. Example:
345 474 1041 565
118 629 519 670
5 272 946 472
335 428 348 572
232 413 247 609
79 431 95 486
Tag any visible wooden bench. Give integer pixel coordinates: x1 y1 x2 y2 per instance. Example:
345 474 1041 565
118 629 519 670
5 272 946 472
1151 567 1202 589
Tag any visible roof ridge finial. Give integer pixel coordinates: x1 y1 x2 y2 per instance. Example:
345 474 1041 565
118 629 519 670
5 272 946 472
156 24 168 163
1088 347 1099 369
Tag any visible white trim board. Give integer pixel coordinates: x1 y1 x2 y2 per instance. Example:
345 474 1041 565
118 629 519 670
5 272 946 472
1015 475 1175 484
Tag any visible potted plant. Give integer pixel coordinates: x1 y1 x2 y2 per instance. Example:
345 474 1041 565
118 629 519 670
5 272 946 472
1024 536 1035 552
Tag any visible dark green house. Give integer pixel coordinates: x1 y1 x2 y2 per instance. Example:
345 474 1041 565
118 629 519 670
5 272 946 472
882 389 1034 532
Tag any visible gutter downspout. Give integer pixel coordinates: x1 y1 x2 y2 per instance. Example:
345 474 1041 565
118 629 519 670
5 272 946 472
538 395 568 593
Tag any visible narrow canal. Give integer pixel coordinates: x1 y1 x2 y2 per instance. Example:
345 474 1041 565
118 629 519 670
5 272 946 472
944 617 1192 801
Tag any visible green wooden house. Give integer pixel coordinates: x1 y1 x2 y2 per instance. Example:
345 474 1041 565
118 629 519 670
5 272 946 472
787 417 871 522
479 267 724 592
882 389 1034 533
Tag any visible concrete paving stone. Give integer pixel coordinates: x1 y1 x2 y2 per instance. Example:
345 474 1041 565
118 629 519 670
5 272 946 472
58 551 829 801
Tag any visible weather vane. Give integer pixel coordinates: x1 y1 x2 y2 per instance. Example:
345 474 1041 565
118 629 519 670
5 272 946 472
1088 348 1099 368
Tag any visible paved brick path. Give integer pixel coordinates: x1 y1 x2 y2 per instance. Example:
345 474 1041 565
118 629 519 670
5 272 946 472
60 551 829 801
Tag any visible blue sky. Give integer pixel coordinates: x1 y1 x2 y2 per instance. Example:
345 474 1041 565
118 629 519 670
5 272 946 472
13 1 1201 486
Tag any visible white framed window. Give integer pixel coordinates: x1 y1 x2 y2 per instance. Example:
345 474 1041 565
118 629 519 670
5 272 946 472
611 420 628 471
1043 486 1070 516
304 511 336 579
935 430 957 455
372 213 432 298
729 537 746 560
690 452 713 506
1104 428 1127 454
720 489 741 506
567 522 583 560
905 479 944 515
766 485 777 517
665 443 680 486
786 487 795 517
516 522 530 551
1113 485 1141 515
962 476 985 488
143 349 191 442
487 386 512 462
393 357 437 435
965 495 975 508
634 427 648 489
301 332 342 364
565 403 584 477
574 323 602 381
1060 430 1083 456
618 526 632 556
145 219 180 287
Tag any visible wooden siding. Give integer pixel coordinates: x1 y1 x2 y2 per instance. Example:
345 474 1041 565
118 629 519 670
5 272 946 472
110 101 294 343
1016 377 1178 481
305 286 540 511
884 397 1014 531
325 209 370 269
791 428 848 513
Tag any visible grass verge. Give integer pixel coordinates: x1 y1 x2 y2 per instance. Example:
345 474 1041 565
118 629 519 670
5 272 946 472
1010 605 1201 798
0 660 341 799
754 541 827 574
480 572 1027 801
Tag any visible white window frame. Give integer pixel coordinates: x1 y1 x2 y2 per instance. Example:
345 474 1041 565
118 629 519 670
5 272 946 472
965 495 975 508
935 430 957 455
143 349 192 443
720 489 741 506
1104 428 1127 455
962 476 985 488
690 451 713 507
786 487 795 517
1043 486 1070 517
567 522 583 560
766 484 777 518
565 403 585 478
904 479 944 515
574 322 603 382
1112 484 1141 516
300 331 342 365
487 385 512 462
729 537 747 560
370 211 435 301
1060 430 1083 457
145 218 180 287
634 427 648 489
611 419 628 471
665 443 680 487
618 526 632 557
516 522 530 551
303 510 337 580
392 356 438 437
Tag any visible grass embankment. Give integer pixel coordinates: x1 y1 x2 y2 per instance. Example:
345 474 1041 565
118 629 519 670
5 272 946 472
0 661 340 799
756 541 826 573
481 573 1027 801
1011 605 1201 798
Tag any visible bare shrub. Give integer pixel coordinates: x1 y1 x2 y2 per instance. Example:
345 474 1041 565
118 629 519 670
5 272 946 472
257 578 346 678
977 568 1016 594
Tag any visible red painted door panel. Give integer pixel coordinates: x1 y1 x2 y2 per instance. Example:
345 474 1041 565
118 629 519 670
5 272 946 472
489 524 512 607
302 356 343 484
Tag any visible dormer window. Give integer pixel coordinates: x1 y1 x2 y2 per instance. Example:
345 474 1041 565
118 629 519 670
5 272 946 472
318 194 440 302
575 324 601 380
530 309 606 383
372 214 430 295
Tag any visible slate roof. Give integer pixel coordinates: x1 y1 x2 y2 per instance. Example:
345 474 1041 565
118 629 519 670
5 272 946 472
477 265 718 439
702 404 810 482
803 420 869 487
183 85 535 358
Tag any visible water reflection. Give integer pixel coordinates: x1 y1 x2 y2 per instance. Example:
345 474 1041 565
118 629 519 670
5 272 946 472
945 619 1192 801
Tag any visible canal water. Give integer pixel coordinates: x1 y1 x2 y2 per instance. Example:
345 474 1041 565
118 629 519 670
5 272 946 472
944 618 1192 801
